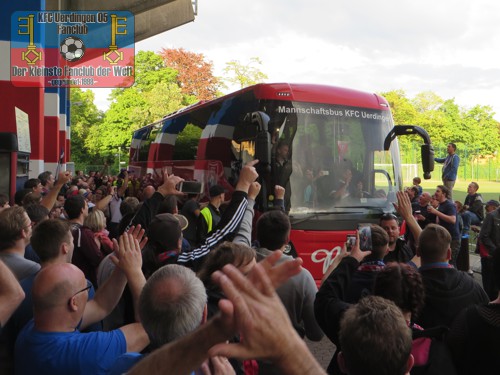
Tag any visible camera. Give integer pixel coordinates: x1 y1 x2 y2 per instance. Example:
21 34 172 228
178 181 204 194
357 224 372 251
346 234 356 251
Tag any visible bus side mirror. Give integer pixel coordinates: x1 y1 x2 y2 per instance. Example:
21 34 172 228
421 144 434 180
384 125 434 179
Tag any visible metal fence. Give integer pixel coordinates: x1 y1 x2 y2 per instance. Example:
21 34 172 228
400 142 500 182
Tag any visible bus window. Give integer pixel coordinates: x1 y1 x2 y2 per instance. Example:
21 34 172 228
172 123 202 160
138 124 161 162
265 101 396 212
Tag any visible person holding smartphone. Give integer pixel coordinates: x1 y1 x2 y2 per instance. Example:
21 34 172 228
315 224 389 374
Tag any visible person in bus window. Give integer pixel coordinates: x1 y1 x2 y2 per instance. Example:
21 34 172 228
272 141 292 211
330 167 353 201
303 168 315 207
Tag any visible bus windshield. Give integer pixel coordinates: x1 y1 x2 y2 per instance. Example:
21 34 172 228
266 101 402 214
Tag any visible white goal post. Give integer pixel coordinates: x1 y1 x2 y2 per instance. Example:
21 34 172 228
374 163 418 184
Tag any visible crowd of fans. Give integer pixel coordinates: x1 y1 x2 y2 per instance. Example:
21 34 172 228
0 165 499 375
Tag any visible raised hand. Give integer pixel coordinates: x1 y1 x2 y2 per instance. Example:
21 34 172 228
274 185 285 200
393 190 413 220
57 171 72 185
248 181 261 201
110 232 143 276
199 356 236 375
236 160 259 193
126 224 148 250
209 263 296 361
157 169 185 197
349 230 372 263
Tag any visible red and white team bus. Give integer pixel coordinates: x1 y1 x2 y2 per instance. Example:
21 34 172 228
129 83 434 284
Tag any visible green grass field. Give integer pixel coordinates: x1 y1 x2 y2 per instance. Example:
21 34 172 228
411 178 500 203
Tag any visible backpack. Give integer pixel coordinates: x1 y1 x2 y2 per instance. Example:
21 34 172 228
410 326 458 375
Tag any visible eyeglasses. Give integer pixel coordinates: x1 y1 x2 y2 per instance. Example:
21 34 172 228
70 285 91 299
68 284 90 307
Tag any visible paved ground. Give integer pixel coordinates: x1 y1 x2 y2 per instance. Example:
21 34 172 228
306 336 335 371
307 250 485 371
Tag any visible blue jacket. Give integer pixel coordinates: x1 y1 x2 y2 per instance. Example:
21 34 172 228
435 153 460 180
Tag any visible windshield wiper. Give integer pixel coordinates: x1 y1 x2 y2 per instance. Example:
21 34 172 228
289 206 391 225
289 211 338 225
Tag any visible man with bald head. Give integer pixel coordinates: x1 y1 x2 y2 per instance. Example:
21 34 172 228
142 185 156 200
413 192 434 229
15 236 149 375
1 219 145 375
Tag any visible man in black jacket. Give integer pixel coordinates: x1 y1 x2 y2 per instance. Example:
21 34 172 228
314 225 388 374
129 162 259 272
461 182 484 236
415 224 489 328
479 202 500 299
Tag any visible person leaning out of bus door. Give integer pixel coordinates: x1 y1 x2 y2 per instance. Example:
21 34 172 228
272 140 292 211
196 185 225 246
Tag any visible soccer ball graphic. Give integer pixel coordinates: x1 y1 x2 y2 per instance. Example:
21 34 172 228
60 36 85 62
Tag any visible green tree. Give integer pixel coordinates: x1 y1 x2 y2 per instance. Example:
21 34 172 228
87 51 185 158
380 89 418 126
222 57 268 89
384 90 500 171
463 105 500 155
379 89 420 155
409 92 450 147
172 124 203 160
69 87 104 166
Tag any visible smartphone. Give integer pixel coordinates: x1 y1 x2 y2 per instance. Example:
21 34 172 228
357 224 372 251
178 181 204 194
346 234 357 251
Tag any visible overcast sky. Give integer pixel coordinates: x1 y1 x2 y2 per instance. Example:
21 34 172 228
93 0 500 120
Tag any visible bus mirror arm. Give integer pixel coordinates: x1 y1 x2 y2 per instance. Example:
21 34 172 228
251 112 272 171
384 125 435 180
250 111 270 132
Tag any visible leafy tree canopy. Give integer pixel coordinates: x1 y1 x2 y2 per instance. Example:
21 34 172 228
160 48 220 101
69 87 104 166
380 89 500 159
86 51 185 157
222 57 268 89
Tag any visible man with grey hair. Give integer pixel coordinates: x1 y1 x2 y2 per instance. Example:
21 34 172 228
139 264 206 347
109 265 233 375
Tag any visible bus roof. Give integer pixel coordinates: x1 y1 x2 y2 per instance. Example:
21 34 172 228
136 83 390 133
